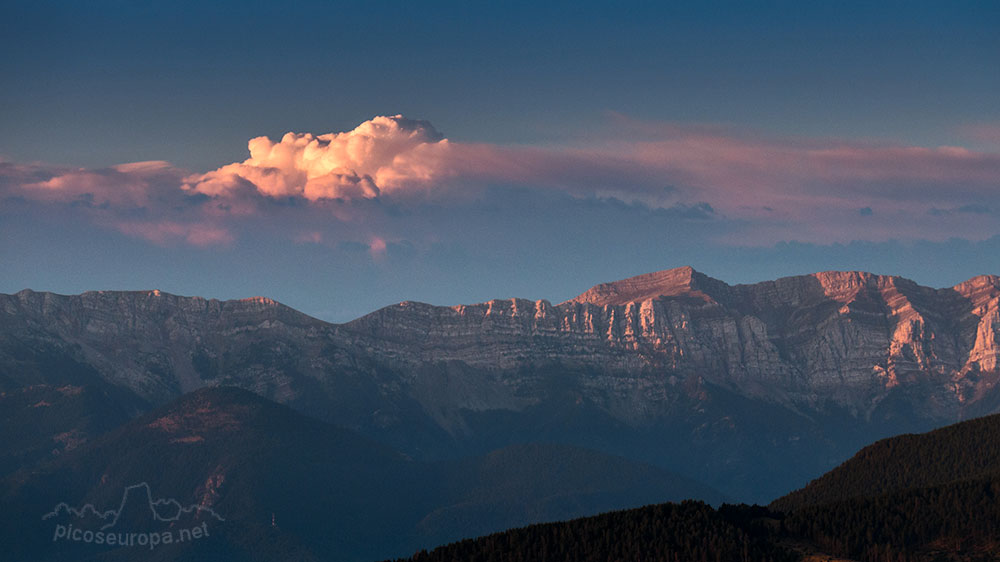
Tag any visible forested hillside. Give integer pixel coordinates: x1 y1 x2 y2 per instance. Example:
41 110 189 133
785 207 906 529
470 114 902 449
392 502 796 562
394 413 1000 562
773 413 1000 512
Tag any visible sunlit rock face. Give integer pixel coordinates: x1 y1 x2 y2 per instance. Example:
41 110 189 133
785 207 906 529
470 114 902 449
4 268 1000 501
343 267 1000 420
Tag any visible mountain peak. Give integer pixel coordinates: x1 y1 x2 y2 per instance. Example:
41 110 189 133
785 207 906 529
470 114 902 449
563 266 725 306
806 270 900 299
954 274 1000 293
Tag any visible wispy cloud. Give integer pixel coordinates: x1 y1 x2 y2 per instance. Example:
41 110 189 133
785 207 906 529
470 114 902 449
958 123 1000 147
1 160 233 247
115 221 234 247
11 160 185 207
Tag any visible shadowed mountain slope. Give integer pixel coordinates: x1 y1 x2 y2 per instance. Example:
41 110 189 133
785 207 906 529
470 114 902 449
0 386 724 562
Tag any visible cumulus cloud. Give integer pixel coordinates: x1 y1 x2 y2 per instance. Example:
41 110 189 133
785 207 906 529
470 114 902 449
183 115 450 201
179 114 679 206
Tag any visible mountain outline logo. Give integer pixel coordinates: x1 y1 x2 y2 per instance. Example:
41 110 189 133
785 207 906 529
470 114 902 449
44 482 224 550
42 482 225 529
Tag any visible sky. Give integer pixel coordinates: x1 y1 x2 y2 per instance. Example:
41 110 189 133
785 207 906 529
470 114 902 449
2 1 1000 322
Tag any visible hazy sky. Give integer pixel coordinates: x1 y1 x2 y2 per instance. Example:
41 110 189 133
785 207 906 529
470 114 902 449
3 1 1000 321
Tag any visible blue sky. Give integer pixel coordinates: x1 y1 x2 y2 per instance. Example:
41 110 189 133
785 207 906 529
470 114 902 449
2 1 1000 321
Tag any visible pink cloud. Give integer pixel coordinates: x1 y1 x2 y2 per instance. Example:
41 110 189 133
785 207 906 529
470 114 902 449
4 114 1000 247
17 160 184 207
959 123 1000 146
368 236 387 260
1 160 237 247
115 221 234 247
172 114 1000 224
183 115 450 201
294 231 324 244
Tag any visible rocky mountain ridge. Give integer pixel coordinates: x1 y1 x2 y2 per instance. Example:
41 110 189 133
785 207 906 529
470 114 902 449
4 267 1000 501
343 267 1000 419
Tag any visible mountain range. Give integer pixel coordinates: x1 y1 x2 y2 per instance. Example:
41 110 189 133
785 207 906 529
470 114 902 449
4 266 999 503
